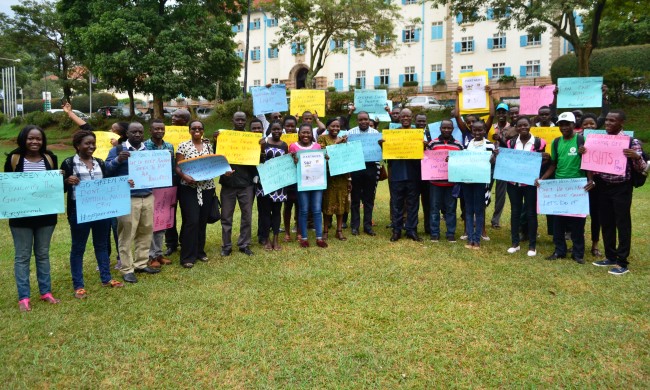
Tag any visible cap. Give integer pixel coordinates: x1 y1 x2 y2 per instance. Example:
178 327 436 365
557 112 576 123
496 102 509 111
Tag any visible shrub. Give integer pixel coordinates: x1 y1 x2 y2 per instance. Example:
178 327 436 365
551 44 650 81
22 111 56 128
327 91 354 116
70 93 118 113
21 99 46 114
403 80 419 87
0 112 5 123
326 86 336 92
211 97 254 121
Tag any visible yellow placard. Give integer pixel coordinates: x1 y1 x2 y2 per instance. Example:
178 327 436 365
281 133 299 145
531 127 561 150
94 131 118 160
290 89 326 117
215 130 262 165
163 125 191 149
459 71 490 115
382 129 424 160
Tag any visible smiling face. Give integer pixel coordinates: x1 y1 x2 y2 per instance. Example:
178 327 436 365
496 108 508 123
605 112 624 135
270 123 283 141
399 109 412 128
415 114 427 129
581 117 597 130
440 120 453 140
26 129 43 154
328 120 340 137
298 126 313 144
357 112 370 130
558 121 574 138
127 123 144 146
509 106 519 123
77 135 96 158
150 122 165 141
471 121 486 140
516 119 531 140
189 121 204 141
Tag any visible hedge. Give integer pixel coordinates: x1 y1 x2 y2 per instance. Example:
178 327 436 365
551 44 650 81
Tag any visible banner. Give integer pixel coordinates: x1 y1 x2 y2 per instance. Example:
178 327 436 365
326 141 365 176
177 154 231 181
459 71 489 114
0 171 64 219
163 125 191 149
382 129 424 160
557 77 603 108
290 89 326 116
493 148 542 185
215 130 262 165
153 187 177 232
347 133 382 162
354 89 387 114
583 129 634 139
94 131 117 160
421 149 449 181
537 178 589 215
75 176 131 223
256 154 297 195
297 150 327 191
519 85 556 115
580 133 629 176
128 150 173 189
448 151 492 183
531 127 561 149
252 84 288 115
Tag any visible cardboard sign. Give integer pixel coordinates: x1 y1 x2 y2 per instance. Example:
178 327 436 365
459 71 489 114
581 133 629 176
128 150 173 189
177 154 231 181
153 187 177 232
537 178 589 215
76 176 131 223
0 171 64 219
252 85 288 115
421 149 449 181
325 141 366 176
448 151 492 183
93 131 118 160
493 148 542 185
531 127 561 150
354 89 388 114
557 77 603 108
297 150 327 191
215 130 262 165
347 133 382 162
163 125 191 149
519 85 556 115
290 89 326 116
382 129 424 160
256 154 298 195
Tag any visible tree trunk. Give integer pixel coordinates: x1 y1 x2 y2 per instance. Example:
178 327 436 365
576 43 593 77
153 95 164 119
128 88 135 119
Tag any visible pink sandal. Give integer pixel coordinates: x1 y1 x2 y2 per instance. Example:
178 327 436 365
18 298 31 312
40 292 60 304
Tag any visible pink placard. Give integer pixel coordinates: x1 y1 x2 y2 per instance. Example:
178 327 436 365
519 85 556 115
153 187 177 232
581 133 629 176
421 149 449 180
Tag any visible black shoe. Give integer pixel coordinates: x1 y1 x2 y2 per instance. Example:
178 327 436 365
221 248 232 257
390 231 401 242
406 232 422 242
122 273 137 283
571 255 585 264
239 247 254 256
181 262 194 269
134 266 161 274
364 229 376 236
545 253 566 261
163 247 177 256
351 229 360 235
342 222 348 229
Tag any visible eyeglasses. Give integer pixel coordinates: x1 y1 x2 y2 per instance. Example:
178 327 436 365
190 127 204 132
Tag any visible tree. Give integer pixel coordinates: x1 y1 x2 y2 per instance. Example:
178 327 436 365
581 1 650 48
59 0 243 118
265 0 400 88
425 0 609 76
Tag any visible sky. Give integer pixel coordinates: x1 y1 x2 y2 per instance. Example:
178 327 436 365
0 0 22 17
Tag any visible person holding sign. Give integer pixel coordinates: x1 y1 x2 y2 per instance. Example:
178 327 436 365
454 85 494 145
299 111 326 140
176 120 216 268
490 102 514 230
61 130 126 298
580 112 604 256
281 115 300 241
5 125 61 311
318 118 351 241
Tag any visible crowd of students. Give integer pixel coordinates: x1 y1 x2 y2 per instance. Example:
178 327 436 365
5 87 647 312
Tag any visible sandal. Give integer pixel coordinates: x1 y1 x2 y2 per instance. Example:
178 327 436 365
102 280 124 288
40 292 60 304
74 288 88 299
18 298 31 312
336 230 347 241
591 248 602 257
284 234 292 242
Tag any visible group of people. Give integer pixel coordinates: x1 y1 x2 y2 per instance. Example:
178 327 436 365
5 87 646 312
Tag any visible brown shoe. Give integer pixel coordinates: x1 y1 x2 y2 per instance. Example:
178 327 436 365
149 257 161 268
157 255 172 265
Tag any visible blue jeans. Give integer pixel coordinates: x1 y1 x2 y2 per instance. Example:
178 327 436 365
463 183 486 244
11 225 56 300
429 185 457 237
69 216 112 289
297 190 323 239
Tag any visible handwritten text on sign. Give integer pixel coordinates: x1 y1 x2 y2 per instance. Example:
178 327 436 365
583 129 634 139
557 77 603 108
326 141 366 176
178 154 231 181
256 154 297 195
215 130 263 165
76 176 131 223
354 89 387 114
0 171 64 219
128 150 172 189
519 85 556 115
297 150 327 191
531 127 560 150
459 71 489 114
281 133 299 146
153 187 177 232
93 131 117 160
382 129 424 160
421 150 449 181
163 125 191 149
290 89 326 116
494 148 542 185
252 85 288 116
580 133 629 176
347 133 382 162
448 151 492 183
537 178 589 215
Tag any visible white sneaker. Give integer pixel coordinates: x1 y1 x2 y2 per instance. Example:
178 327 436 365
460 235 468 240
527 249 537 257
507 246 520 254
482 235 490 241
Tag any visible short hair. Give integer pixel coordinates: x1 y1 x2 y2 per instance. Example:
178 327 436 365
250 118 263 129
188 120 204 130
415 113 427 119
472 119 486 129
609 109 626 121
538 105 551 112
283 115 297 126
128 122 143 131
72 130 96 150
113 121 129 137
581 113 598 123
15 125 47 155
151 119 164 125
357 111 369 117
326 118 340 128
440 119 454 127
516 116 532 126
298 123 313 132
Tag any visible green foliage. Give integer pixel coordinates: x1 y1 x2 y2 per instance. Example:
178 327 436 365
580 2 650 48
551 44 650 82
327 91 354 115
22 111 56 128
20 99 46 114
210 98 254 123
69 93 118 113
0 112 5 124
327 87 337 92
497 75 517 83
402 81 419 87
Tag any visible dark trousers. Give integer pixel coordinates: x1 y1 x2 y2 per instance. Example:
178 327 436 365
69 216 112 289
462 183 485 244
598 181 633 267
429 185 457 237
350 163 378 232
178 185 212 264
165 182 180 249
507 184 538 249
420 181 431 234
389 180 420 234
491 179 507 226
220 185 254 251
589 187 601 242
553 216 586 259
258 196 282 240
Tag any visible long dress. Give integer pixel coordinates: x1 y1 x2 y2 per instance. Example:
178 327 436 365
318 135 350 216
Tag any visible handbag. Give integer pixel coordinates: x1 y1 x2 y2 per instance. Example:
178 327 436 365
378 164 388 181
207 191 221 224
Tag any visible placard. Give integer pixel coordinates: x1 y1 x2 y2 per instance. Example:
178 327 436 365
580 133 629 175
177 154 230 181
531 127 561 149
0 171 64 219
290 89 326 116
583 129 634 139
297 150 327 191
354 89 388 114
252 84 288 115
426 121 463 143
128 150 172 189
94 131 117 160
153 187 177 232
256 154 298 195
163 125 191 149
347 133 382 161
537 178 589 215
281 133 299 145
326 141 365 176
75 176 131 223
215 130 262 165
421 149 449 180
557 77 603 108
382 129 424 160
493 148 542 185
519 85 556 115
448 151 492 183
459 71 489 114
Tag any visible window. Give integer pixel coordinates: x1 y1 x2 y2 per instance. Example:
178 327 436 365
231 23 243 33
431 64 442 72
356 70 366 89
461 36 474 53
522 60 541 77
268 47 279 59
354 39 366 49
253 80 261 87
250 46 261 61
270 78 279 84
431 21 443 40
236 49 244 60
379 68 390 85
404 66 416 82
332 39 344 49
402 26 418 43
489 33 506 50
291 42 305 55
521 34 541 47
334 72 343 80
377 34 392 46
403 0 417 4
491 63 505 79
460 65 473 73
431 64 445 82
250 18 261 30
266 18 278 27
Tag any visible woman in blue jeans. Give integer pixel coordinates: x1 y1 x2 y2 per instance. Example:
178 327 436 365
4 125 61 311
61 130 125 299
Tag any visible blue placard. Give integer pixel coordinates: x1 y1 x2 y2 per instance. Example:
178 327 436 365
426 121 463 143
0 170 64 219
372 112 391 122
75 176 131 223
537 178 589 215
493 148 542 185
128 150 173 189
448 151 492 183
583 129 634 138
257 154 297 195
557 77 603 108
252 85 289 115
326 141 366 176
178 154 231 181
297 150 327 191
354 89 388 114
347 133 383 162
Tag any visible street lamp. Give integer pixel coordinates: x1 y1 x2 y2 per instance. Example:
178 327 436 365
0 57 21 63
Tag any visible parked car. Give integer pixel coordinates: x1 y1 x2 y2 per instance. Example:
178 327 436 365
404 96 445 111
143 107 176 121
47 109 89 120
96 106 125 118
196 107 214 119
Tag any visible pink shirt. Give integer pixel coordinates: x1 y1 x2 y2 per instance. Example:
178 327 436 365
289 142 321 153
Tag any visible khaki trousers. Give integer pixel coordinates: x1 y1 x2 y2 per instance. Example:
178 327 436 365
118 195 154 274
